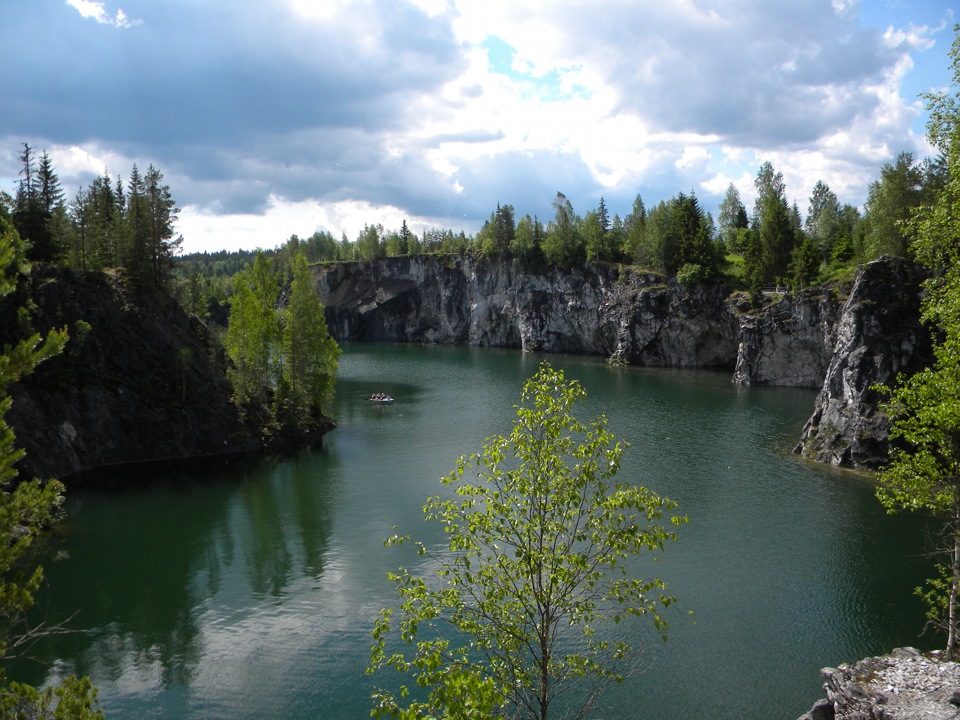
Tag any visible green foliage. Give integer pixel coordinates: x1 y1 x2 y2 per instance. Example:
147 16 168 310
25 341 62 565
675 262 706 286
754 165 795 286
542 192 584 269
861 152 923 260
224 249 340 430
369 363 686 720
876 25 960 659
805 180 842 262
875 338 960 656
630 193 718 278
224 252 280 407
0 218 101 716
717 183 749 252
510 214 544 267
275 253 341 425
358 224 386 261
478 204 516 256
0 676 103 719
623 193 646 261
790 235 820 290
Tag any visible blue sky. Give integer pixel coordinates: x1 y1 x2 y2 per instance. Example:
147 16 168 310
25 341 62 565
0 0 955 253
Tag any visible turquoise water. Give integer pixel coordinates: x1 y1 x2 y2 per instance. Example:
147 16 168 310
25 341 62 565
14 344 932 718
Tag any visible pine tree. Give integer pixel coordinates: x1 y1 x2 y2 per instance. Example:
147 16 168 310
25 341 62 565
12 144 56 262
143 165 181 289
753 163 795 285
68 188 90 271
399 220 411 256
36 151 63 215
625 193 647 262
88 173 123 271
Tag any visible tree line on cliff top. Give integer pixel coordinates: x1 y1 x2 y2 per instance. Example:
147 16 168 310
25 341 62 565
173 147 945 325
0 109 946 314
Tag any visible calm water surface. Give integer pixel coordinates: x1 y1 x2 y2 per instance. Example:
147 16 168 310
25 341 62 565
16 344 932 719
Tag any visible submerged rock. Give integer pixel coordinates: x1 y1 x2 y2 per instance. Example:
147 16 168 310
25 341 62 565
798 648 960 720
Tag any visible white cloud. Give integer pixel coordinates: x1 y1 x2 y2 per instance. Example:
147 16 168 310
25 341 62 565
4 0 952 252
66 0 140 28
178 197 453 254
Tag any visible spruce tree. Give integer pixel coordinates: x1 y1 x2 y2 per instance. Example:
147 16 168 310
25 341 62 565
143 165 181 289
12 144 56 262
0 217 102 717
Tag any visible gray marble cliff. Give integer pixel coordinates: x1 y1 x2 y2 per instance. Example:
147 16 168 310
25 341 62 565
315 253 931 470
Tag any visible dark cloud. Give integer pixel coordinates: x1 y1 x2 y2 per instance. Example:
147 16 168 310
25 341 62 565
1 0 463 153
547 0 921 147
0 0 950 251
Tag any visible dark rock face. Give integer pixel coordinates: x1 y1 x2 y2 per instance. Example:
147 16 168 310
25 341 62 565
317 254 935 469
732 288 842 387
795 257 931 468
317 255 740 369
7 265 267 481
798 648 960 720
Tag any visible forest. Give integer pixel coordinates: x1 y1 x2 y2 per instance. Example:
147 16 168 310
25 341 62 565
170 152 945 324
0 132 944 323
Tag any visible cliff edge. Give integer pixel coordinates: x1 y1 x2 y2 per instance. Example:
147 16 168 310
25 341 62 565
6 265 319 481
794 257 931 468
317 254 933 469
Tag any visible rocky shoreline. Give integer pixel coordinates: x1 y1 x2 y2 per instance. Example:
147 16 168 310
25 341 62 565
9 254 929 478
315 253 932 470
8 264 333 482
799 648 960 720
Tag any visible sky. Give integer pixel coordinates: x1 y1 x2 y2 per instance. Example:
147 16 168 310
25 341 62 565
0 0 956 254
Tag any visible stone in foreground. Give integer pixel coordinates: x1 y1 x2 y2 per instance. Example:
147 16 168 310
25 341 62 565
798 648 960 720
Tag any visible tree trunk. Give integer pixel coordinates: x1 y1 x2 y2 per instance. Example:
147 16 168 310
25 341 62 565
948 515 960 661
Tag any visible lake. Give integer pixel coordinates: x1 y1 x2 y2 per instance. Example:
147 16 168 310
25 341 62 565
14 344 933 719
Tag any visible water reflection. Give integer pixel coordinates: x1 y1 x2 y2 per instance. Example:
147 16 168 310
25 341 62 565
9 345 937 720
16 450 341 693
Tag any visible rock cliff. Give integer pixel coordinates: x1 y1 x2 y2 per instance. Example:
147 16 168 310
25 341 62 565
318 255 740 369
731 287 841 387
317 254 933 469
794 257 931 468
6 265 317 481
798 648 960 720
316 254 852 384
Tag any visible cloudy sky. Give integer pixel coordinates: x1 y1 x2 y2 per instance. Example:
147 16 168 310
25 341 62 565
0 0 955 254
